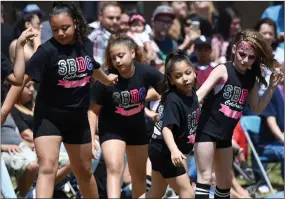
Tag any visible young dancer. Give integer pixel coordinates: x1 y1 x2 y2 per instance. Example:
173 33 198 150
89 34 163 198
194 30 284 199
142 50 198 198
1 2 118 198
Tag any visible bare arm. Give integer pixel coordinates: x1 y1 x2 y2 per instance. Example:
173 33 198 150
6 43 26 86
145 87 161 102
88 103 101 140
266 116 284 143
7 28 38 86
248 72 284 115
196 64 226 103
92 68 118 86
1 75 32 125
162 126 180 153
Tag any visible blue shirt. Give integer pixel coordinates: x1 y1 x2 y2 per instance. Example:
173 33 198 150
259 88 284 144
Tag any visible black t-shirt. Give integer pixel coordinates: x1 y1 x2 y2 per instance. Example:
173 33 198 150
197 62 256 140
26 38 100 113
11 106 33 133
1 52 13 103
1 52 13 81
150 90 200 155
91 61 163 132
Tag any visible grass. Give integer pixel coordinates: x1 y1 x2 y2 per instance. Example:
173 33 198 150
236 148 284 198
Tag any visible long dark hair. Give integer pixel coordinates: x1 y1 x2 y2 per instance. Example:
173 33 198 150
160 49 194 104
232 30 281 87
13 11 41 39
50 1 90 46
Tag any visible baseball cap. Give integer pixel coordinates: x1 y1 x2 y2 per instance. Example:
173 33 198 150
152 5 175 20
23 4 45 18
195 35 211 47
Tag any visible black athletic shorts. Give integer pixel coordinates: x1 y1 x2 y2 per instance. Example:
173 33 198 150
195 130 232 149
149 145 186 179
33 108 91 144
99 126 149 145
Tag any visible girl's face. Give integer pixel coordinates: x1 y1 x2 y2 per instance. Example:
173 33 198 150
233 41 256 72
110 44 135 74
130 21 145 33
50 14 75 45
259 23 275 46
169 61 196 96
26 14 42 31
230 17 241 37
20 81 34 104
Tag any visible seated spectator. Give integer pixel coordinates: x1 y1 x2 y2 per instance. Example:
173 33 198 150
9 4 43 64
252 87 284 184
261 2 284 49
1 113 38 197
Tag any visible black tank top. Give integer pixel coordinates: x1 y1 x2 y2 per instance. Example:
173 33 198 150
197 62 255 140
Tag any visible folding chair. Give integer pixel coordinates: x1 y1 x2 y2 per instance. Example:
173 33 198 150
240 116 275 193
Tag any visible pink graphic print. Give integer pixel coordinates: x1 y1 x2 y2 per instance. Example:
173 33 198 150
187 135 195 144
219 104 242 119
58 76 91 88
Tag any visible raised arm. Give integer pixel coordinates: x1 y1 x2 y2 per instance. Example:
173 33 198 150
196 64 226 103
6 28 38 86
1 75 32 125
247 71 284 115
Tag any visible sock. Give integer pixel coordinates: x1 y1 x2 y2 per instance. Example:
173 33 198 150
214 186 230 199
146 175 152 191
195 183 211 199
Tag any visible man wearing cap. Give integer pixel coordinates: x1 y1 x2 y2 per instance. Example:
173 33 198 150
193 35 215 89
149 6 179 72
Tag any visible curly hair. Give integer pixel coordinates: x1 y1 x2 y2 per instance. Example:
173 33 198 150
50 1 90 46
232 30 281 87
104 34 145 70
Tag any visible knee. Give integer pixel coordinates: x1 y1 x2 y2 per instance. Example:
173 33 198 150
74 160 93 177
106 162 124 176
131 167 146 182
39 159 58 175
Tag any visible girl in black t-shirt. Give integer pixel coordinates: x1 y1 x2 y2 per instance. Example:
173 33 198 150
194 30 284 199
89 34 163 198
142 50 198 198
1 2 118 198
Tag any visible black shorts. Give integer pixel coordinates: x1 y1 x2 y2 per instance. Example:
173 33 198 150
33 109 91 144
149 145 186 179
195 131 232 149
99 128 149 145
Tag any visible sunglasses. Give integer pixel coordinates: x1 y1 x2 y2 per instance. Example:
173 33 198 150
238 52 256 60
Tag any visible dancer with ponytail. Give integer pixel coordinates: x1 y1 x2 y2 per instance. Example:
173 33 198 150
1 2 118 198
